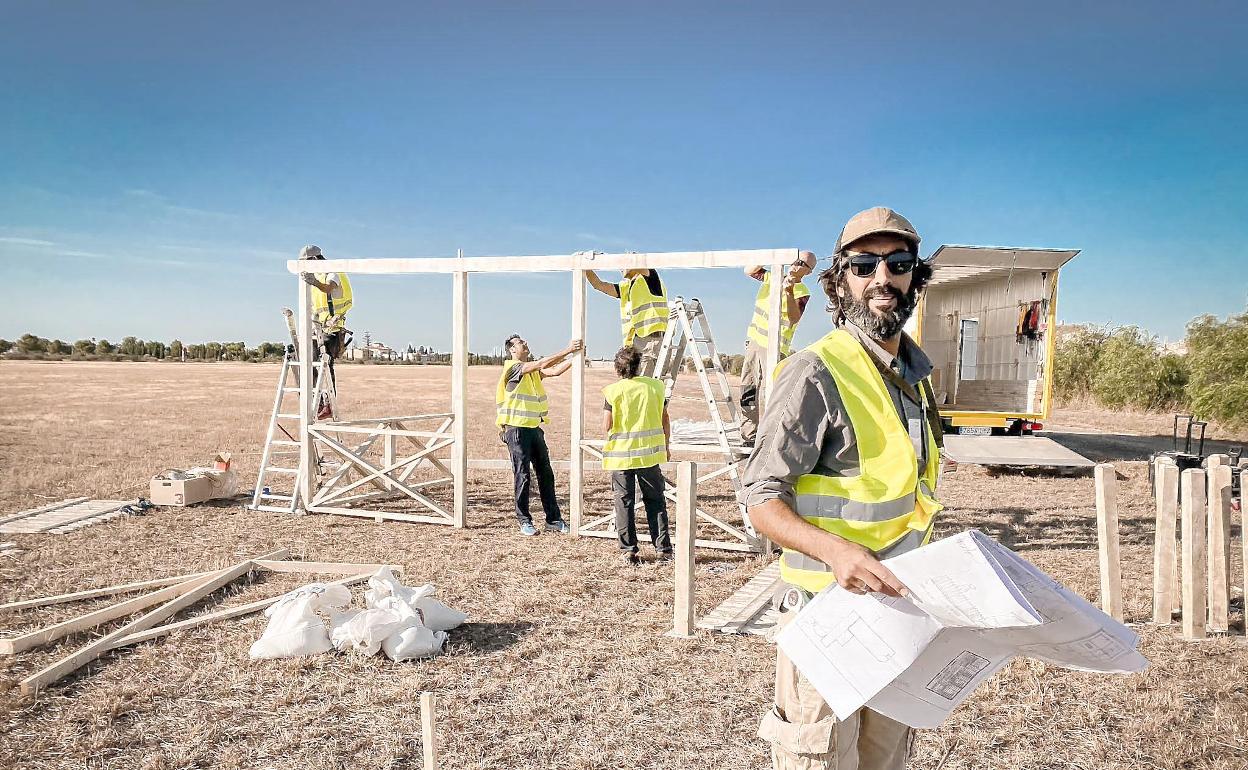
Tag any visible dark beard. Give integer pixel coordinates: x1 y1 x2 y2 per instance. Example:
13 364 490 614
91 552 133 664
839 281 918 340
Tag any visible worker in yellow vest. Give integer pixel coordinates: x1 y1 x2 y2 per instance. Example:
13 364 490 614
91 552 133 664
601 346 672 565
585 268 669 377
299 245 354 419
739 251 818 445
497 333 583 536
741 207 943 770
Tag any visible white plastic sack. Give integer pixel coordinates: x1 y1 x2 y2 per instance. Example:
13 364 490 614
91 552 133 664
364 567 435 608
329 607 405 656
383 625 448 662
415 597 468 632
249 583 352 660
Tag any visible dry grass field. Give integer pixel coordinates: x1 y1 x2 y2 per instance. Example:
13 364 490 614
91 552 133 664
0 360 1245 770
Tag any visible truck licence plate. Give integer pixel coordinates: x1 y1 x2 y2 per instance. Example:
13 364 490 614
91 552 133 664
958 426 992 436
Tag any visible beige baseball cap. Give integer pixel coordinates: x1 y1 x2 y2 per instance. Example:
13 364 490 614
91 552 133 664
299 244 323 259
833 207 921 254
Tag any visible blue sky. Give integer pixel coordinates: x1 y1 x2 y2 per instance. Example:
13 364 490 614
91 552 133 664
2 1 1245 355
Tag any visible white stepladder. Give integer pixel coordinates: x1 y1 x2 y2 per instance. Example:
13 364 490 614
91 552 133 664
249 309 339 513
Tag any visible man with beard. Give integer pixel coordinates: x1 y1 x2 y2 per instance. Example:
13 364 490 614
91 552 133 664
741 207 943 770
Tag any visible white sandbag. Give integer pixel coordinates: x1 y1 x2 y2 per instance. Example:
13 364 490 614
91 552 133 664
383 625 448 662
364 566 435 608
329 607 404 656
415 597 468 631
249 583 353 660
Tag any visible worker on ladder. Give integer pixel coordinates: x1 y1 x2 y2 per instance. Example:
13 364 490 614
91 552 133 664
739 251 818 445
602 345 673 565
585 268 669 377
497 333 583 537
299 245 353 419
741 207 942 770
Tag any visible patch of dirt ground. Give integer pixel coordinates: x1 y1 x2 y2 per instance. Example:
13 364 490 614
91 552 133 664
0 361 1245 769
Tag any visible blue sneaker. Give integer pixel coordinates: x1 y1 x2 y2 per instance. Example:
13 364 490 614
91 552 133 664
519 522 539 536
545 521 570 534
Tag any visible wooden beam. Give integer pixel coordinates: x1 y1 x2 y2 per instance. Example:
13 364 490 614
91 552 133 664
1242 469 1248 628
297 274 316 510
1180 469 1207 640
111 572 371 648
668 461 698 638
0 497 89 526
0 571 216 613
421 691 440 770
287 248 801 276
1152 460 1179 624
451 268 468 529
1206 463 1232 632
569 268 586 538
0 571 224 654
20 549 288 694
1094 464 1123 621
763 262 784 406
253 560 397 575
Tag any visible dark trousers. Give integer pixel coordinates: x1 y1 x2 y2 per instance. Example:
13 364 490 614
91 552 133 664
612 465 672 554
503 426 562 525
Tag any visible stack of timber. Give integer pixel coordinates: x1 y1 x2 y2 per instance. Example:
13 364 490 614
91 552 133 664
0 498 138 535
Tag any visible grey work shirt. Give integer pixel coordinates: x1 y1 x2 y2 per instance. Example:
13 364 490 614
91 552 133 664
738 322 935 512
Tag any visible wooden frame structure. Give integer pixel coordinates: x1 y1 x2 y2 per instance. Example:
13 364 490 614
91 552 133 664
288 248 801 550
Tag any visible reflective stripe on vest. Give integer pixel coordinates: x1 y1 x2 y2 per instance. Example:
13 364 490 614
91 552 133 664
746 272 810 356
312 273 353 330
602 376 668 470
496 360 549 428
778 329 942 593
619 275 668 344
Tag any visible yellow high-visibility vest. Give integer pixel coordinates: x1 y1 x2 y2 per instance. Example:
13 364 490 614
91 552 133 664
312 273 353 331
496 360 549 428
747 272 811 356
777 329 942 593
619 273 668 344
601 376 668 470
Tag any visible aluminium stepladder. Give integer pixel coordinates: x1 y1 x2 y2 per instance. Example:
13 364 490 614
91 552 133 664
652 296 762 547
248 308 340 513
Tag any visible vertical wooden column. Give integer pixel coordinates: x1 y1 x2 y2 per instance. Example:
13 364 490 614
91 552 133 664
1242 469 1248 625
569 269 586 537
296 270 316 511
1152 460 1179 624
1094 464 1123 621
450 268 469 528
420 691 439 770
1206 461 1232 632
669 461 698 638
1180 468 1207 640
763 262 785 404
383 429 397 492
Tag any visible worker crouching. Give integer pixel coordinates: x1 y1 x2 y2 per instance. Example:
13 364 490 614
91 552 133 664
601 346 673 565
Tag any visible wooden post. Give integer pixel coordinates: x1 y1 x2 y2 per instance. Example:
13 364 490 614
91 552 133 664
383 431 397 492
763 262 785 405
1152 460 1179 624
451 267 469 528
1242 469 1248 629
296 269 316 511
569 269 586 537
1180 468 1207 640
1094 464 1123 621
669 461 697 638
1206 463 1232 632
420 691 439 770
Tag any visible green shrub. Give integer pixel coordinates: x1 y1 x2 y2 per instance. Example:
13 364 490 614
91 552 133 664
1185 310 1248 427
1054 325 1110 398
1091 327 1162 410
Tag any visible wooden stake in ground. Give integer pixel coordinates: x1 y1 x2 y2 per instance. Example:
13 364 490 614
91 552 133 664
1094 464 1123 621
1152 460 1179 624
669 461 698 638
1242 469 1248 629
1206 462 1232 633
1180 469 1207 640
421 691 439 770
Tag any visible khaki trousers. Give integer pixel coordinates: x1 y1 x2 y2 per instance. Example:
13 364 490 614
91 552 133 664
758 610 912 770
739 340 766 444
632 332 665 378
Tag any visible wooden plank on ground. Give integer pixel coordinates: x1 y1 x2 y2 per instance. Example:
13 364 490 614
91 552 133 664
0 570 216 613
697 560 782 635
253 560 394 575
19 549 287 694
0 497 89 526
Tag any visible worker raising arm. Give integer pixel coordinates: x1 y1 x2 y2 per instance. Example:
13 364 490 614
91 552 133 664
298 244 353 419
742 208 942 770
585 268 669 377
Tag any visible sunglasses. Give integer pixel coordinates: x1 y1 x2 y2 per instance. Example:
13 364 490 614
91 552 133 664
845 250 918 278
